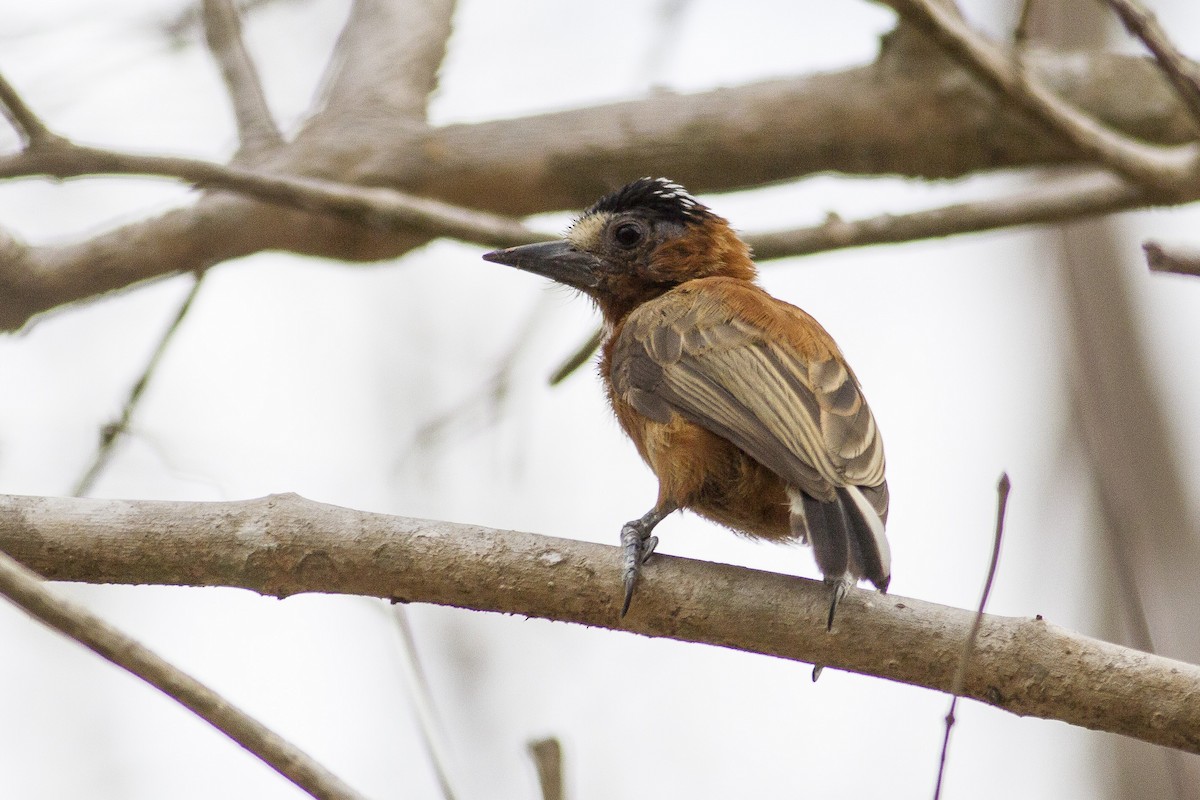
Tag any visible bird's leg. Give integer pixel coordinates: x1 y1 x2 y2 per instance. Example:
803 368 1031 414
824 576 851 632
620 503 676 617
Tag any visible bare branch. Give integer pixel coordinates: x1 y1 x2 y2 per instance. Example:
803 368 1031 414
1 46 1196 330
387 606 463 800
880 0 1200 192
0 545 369 800
548 328 603 386
934 473 1011 800
202 0 283 155
0 140 547 246
72 274 205 497
1105 0 1200 133
0 72 57 146
1144 240 1200 277
746 169 1146 259
312 0 456 124
1013 0 1039 49
527 738 565 800
3 492 1200 756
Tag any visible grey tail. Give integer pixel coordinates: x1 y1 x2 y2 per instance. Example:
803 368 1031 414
789 485 891 592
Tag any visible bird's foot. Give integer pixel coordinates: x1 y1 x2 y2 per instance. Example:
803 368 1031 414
620 521 658 617
825 577 851 632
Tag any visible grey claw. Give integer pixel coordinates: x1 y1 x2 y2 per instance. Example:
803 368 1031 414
825 578 850 631
620 523 645 617
621 573 636 617
642 535 658 563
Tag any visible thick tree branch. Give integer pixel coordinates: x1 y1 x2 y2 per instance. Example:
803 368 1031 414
202 0 283 155
1 492 1198 756
881 0 1200 192
0 542 368 800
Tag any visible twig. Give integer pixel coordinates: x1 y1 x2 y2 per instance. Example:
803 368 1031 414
0 140 548 247
385 605 463 800
747 169 1145 260
1105 0 1200 133
881 0 1198 192
0 546 369 800
548 327 604 386
0 72 56 146
72 274 205 497
1144 240 1200 277
201 0 283 155
527 738 565 800
933 472 1011 800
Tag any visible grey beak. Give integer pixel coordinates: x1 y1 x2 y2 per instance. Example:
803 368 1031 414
483 240 604 290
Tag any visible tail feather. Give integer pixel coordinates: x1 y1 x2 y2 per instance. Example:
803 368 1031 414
788 485 890 592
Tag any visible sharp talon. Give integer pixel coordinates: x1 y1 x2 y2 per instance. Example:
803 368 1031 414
641 535 658 563
825 579 849 631
620 523 646 617
812 665 824 682
618 508 672 618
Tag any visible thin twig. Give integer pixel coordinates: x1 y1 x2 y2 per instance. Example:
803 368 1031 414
548 327 604 386
201 0 283 155
73 274 205 497
0 546 369 800
386 604 463 800
933 472 1011 800
1105 0 1200 133
881 0 1198 192
747 169 1145 260
0 72 56 146
1144 240 1200 277
527 738 565 800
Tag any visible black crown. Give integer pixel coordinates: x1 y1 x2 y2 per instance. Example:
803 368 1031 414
584 177 713 224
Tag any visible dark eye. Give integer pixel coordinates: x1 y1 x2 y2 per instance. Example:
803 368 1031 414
613 222 644 248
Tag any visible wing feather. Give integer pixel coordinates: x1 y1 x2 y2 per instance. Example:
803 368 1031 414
612 281 885 501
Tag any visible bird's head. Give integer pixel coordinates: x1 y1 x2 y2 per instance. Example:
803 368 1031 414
483 178 755 321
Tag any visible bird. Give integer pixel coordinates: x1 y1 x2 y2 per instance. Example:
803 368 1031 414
482 177 889 629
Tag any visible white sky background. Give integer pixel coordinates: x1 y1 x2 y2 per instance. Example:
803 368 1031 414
2 0 1200 798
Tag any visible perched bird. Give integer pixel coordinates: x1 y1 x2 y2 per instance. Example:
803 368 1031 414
483 178 889 627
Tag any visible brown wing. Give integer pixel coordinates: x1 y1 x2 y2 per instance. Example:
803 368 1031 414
611 279 885 511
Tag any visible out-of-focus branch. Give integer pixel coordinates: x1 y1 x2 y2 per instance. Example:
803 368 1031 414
72 275 205 497
3 492 1200 757
0 544 369 800
746 169 1145 259
0 139 547 247
2 43 1198 329
1144 240 1200 277
527 738 565 800
0 73 56 145
1105 0 1200 133
202 0 283 155
311 0 456 124
881 0 1200 192
934 473 1011 800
